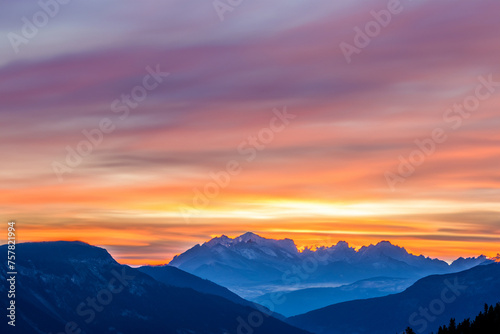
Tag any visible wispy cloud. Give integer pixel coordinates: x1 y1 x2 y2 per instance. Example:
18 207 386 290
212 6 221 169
1 0 499 263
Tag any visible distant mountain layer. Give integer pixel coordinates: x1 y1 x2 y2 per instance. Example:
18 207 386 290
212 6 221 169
169 232 493 297
0 241 309 334
138 264 257 308
252 277 417 317
288 263 500 334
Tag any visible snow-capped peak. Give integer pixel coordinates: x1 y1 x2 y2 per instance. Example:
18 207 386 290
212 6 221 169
203 232 298 254
236 231 264 243
204 235 232 248
204 232 262 248
359 240 405 254
356 240 417 263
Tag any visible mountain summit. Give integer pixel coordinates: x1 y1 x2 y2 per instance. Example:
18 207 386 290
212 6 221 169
204 232 298 255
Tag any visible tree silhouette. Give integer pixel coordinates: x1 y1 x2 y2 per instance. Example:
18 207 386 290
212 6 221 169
405 327 416 334
435 302 500 334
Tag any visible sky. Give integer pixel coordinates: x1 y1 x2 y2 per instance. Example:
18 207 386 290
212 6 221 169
1 0 499 265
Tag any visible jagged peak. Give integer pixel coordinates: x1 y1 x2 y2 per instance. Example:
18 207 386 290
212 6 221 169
376 240 400 248
451 255 489 265
205 232 266 246
335 240 350 248
237 231 264 242
359 240 404 251
203 232 298 254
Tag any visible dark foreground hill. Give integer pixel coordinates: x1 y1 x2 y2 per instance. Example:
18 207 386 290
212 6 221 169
0 241 310 334
138 264 258 308
289 263 500 334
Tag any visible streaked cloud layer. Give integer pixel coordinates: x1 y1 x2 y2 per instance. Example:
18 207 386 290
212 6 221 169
1 0 499 264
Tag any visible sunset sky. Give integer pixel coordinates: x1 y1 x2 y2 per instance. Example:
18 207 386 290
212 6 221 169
1 0 499 265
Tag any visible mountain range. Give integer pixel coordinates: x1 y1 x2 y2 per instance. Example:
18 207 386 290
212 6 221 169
1 234 498 334
169 232 493 299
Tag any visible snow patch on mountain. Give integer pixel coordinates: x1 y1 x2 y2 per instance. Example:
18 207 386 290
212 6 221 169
203 232 298 255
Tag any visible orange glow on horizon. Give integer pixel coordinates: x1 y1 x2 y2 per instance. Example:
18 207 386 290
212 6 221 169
8 221 498 266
